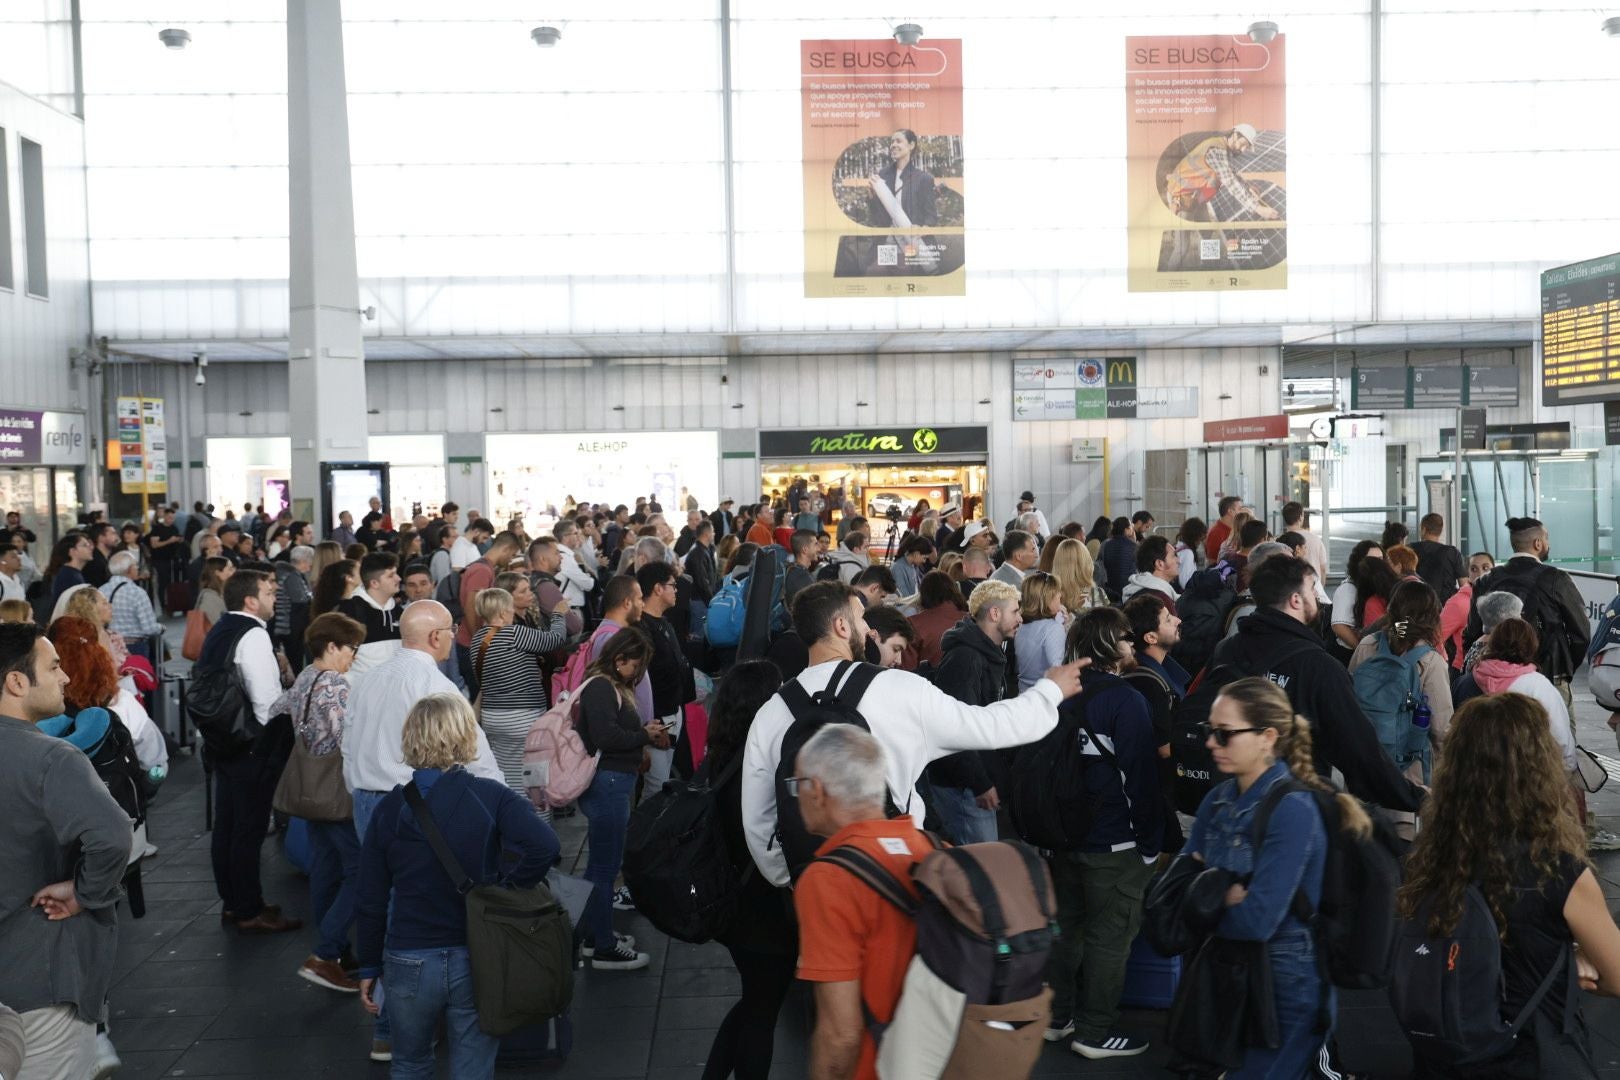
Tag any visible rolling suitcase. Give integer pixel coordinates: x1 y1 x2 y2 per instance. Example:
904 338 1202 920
496 1014 572 1068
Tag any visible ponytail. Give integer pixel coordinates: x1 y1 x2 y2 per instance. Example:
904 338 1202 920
1280 712 1372 840
1217 677 1373 841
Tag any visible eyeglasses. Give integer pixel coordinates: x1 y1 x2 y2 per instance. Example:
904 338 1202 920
783 776 817 799
1198 722 1267 748
428 623 454 635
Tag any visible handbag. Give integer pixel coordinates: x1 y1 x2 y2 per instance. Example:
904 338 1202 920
404 780 574 1036
181 609 209 662
272 689 352 822
1574 745 1609 794
1165 936 1280 1073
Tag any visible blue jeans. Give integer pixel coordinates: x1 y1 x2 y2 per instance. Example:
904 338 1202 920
352 789 391 1042
577 768 635 949
934 785 999 845
307 819 359 961
1228 929 1329 1079
383 946 496 1080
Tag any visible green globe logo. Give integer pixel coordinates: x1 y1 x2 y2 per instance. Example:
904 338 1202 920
912 428 939 454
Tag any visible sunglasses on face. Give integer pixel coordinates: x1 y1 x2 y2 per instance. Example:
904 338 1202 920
1198 722 1266 747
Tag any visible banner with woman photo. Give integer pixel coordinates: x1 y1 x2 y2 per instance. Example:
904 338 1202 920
800 39 965 298
1126 34 1287 293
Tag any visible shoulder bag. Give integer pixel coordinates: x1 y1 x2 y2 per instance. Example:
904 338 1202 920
272 683 353 822
404 780 574 1035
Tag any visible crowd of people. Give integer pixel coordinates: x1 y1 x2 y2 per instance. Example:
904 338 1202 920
3 487 1620 1080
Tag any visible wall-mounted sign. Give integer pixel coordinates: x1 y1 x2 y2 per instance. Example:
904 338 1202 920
1541 251 1620 406
759 426 987 459
1459 408 1489 451
116 396 168 495
1606 402 1620 447
0 409 88 466
1012 358 1196 420
1352 364 1520 409
1204 414 1289 443
1071 438 1107 463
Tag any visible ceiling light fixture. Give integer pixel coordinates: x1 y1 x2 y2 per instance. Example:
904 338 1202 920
893 23 923 46
157 28 191 49
1248 20 1279 43
1604 16 1620 36
531 26 562 48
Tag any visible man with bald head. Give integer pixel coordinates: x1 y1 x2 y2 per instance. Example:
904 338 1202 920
340 599 505 1058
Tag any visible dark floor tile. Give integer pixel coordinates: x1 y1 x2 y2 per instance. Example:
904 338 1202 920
572 1005 656 1042
570 970 665 1010
647 1027 721 1069
642 1070 704 1080
115 958 242 989
110 984 241 1020
655 994 736 1031
168 1035 371 1075
106 1014 217 1053
201 995 369 1040
542 1036 650 1078
109 1048 184 1080
663 941 731 970
660 967 741 998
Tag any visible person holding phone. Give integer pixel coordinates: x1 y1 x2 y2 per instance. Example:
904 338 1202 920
576 628 667 972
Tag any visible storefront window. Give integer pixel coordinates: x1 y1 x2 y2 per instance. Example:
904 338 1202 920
0 467 55 565
486 431 719 534
368 435 446 525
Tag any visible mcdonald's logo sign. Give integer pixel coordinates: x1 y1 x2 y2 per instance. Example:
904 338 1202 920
1107 359 1137 388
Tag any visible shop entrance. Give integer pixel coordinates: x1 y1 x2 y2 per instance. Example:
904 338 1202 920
0 466 79 565
759 459 987 558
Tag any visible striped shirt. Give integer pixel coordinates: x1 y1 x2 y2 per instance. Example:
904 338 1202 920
473 614 568 711
100 578 162 641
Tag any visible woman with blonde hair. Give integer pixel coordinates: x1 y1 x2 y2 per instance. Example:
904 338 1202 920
1397 693 1620 1075
469 586 569 804
56 584 129 669
1050 537 1106 615
1014 571 1067 691
310 540 345 586
1177 677 1372 1077
355 693 559 1079
1218 511 1253 559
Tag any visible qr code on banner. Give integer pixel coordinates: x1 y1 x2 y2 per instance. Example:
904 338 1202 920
877 244 899 266
1199 239 1221 261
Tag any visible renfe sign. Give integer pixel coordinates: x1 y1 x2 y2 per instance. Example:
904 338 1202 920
1203 415 1289 443
0 409 88 466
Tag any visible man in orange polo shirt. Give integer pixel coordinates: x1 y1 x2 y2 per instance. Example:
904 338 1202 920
746 505 776 549
791 723 934 1080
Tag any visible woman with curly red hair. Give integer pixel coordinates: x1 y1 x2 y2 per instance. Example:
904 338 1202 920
45 615 167 786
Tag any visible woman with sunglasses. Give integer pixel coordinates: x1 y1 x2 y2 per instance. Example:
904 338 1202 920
1181 677 1372 1077
575 627 668 973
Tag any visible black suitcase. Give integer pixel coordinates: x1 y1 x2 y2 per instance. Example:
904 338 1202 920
496 1014 572 1068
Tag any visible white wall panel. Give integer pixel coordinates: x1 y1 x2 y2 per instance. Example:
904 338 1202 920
0 82 91 412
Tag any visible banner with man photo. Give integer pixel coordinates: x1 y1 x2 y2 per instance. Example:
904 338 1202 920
800 39 965 298
1126 34 1286 293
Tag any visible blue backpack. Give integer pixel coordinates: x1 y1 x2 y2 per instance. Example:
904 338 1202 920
705 573 747 647
1351 633 1433 779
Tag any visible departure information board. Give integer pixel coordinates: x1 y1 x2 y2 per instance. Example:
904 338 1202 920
1542 252 1620 406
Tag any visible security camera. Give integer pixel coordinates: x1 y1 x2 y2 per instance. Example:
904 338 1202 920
531 26 561 47
158 28 191 49
894 23 923 46
194 349 208 368
361 306 377 321
1248 21 1279 43
194 370 207 387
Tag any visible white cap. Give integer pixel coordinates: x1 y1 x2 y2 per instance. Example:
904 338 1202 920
962 520 989 543
1232 123 1259 144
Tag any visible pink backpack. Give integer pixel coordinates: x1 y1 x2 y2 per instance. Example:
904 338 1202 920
548 629 606 703
522 676 603 810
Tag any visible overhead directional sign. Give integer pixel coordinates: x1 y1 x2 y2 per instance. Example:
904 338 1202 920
1012 358 1196 421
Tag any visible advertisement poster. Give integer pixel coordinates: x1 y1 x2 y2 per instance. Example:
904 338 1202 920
801 39 965 298
1012 358 1198 420
1126 34 1286 292
116 396 169 495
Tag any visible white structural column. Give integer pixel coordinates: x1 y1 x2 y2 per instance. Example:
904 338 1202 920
286 0 367 511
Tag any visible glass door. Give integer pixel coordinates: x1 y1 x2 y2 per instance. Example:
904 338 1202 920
1536 454 1599 572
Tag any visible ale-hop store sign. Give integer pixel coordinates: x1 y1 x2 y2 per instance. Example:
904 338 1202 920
1013 357 1198 420
759 426 988 458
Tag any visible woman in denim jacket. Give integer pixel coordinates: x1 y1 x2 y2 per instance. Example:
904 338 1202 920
1182 677 1372 1078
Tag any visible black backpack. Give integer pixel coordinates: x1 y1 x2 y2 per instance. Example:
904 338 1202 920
434 567 465 622
622 754 748 944
187 631 263 758
1481 564 1570 675
1171 568 1238 677
1390 885 1568 1067
774 660 905 880
1168 639 1318 814
1006 682 1113 852
1253 779 1403 991
814 560 843 582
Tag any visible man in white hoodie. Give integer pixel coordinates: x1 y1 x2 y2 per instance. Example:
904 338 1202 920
743 581 1087 886
1121 535 1180 613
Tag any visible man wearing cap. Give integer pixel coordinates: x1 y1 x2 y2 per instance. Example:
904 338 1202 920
1165 123 1280 224
1019 491 1052 541
936 503 966 554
